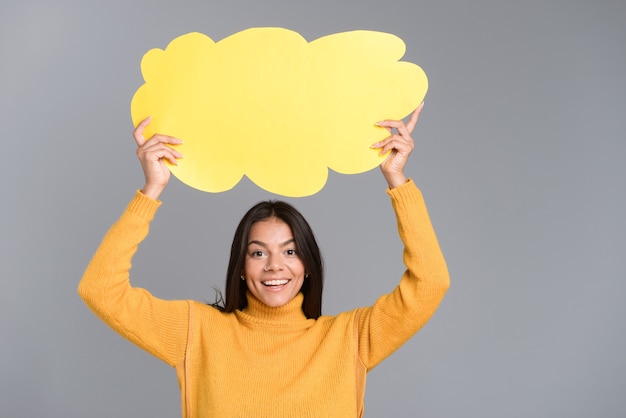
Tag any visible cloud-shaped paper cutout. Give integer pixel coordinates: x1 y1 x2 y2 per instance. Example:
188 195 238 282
131 28 427 197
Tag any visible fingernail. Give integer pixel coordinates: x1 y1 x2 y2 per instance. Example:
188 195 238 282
375 121 384 126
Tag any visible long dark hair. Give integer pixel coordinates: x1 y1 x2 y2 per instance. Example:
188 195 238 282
213 200 324 319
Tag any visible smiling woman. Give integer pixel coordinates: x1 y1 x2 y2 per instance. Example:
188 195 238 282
243 218 308 308
220 200 324 317
77 103 449 418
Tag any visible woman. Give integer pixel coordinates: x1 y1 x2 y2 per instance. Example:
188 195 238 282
78 103 449 417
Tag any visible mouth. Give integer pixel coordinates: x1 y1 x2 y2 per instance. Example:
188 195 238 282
262 279 290 287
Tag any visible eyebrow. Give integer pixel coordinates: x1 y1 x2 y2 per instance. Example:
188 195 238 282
247 238 295 248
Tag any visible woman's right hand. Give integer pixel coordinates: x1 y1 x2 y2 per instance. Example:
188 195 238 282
133 117 183 200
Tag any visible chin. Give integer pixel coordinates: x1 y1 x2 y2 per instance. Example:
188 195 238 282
257 292 296 308
263 297 291 308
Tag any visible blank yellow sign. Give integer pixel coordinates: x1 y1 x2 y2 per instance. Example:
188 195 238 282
131 28 427 197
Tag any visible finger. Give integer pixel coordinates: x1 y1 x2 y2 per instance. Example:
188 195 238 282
145 146 183 166
405 102 424 133
376 135 413 156
379 142 411 157
138 142 184 160
142 133 183 148
396 121 412 138
376 119 410 138
370 132 408 150
161 149 182 166
376 101 424 135
133 116 152 146
389 119 414 138
370 133 394 150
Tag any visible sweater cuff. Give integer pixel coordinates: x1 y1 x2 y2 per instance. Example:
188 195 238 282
126 190 162 222
386 179 424 208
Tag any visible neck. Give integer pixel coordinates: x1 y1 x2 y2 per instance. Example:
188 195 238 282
236 292 311 327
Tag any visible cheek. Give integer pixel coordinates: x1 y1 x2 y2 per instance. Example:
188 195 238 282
288 260 306 275
244 258 259 275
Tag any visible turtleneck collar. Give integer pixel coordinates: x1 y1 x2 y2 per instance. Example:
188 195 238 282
235 292 313 329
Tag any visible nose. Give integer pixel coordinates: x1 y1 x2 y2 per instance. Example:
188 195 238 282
265 254 284 271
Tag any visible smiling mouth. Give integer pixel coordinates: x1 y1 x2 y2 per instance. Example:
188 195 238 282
262 279 290 287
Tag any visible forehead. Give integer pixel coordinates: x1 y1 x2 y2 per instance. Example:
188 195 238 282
248 217 294 242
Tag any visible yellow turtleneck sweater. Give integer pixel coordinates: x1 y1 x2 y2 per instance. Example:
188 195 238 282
78 179 449 418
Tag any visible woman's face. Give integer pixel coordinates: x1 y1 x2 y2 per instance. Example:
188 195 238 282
244 217 305 308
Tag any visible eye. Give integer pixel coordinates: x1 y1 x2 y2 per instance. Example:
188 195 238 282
285 249 298 256
250 250 265 257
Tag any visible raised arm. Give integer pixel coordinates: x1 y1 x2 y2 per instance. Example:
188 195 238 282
358 103 450 369
78 121 188 366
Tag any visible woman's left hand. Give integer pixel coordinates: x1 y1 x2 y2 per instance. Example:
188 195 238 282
371 102 423 188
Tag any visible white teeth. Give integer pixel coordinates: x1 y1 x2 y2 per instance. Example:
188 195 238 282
263 279 289 286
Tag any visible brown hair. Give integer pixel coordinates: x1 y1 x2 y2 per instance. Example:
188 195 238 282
213 200 324 319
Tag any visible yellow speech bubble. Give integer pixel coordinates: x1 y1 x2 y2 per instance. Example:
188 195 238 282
131 28 427 197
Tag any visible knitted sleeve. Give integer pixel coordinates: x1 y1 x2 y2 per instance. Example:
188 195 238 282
356 179 450 370
78 191 190 367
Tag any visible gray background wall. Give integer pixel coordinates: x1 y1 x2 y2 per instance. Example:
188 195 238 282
2 0 625 417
